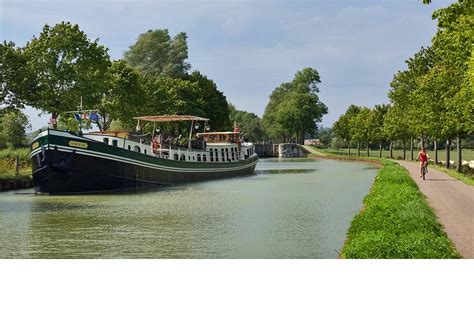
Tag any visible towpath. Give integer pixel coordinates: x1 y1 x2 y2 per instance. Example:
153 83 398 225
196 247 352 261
397 160 474 258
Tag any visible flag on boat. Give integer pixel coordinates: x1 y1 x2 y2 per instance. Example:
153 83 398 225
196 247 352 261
90 112 99 121
71 111 99 121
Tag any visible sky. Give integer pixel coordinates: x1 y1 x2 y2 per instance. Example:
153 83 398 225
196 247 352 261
1 0 453 131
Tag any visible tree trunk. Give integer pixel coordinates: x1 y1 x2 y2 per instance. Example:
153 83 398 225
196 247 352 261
402 140 406 160
446 139 451 169
421 136 425 149
434 140 438 165
357 142 360 157
390 141 393 159
366 141 370 157
410 139 414 161
456 135 462 173
379 143 383 158
348 140 351 156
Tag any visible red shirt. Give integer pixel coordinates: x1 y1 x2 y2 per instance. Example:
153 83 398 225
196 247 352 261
419 152 428 162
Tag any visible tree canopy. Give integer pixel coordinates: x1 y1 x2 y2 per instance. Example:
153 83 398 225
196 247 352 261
262 68 327 143
22 22 111 118
0 109 30 147
333 0 473 170
124 29 191 78
229 104 265 142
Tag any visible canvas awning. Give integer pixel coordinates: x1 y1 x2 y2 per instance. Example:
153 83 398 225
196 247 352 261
196 132 240 136
133 115 209 122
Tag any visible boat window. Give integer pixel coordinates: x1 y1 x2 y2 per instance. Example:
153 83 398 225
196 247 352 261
112 139 118 147
197 154 201 162
203 154 207 162
215 149 219 161
134 146 140 153
144 149 147 155
231 148 235 160
174 154 179 161
226 148 230 161
180 154 186 161
103 138 109 145
128 145 131 150
221 149 225 161
210 150 214 162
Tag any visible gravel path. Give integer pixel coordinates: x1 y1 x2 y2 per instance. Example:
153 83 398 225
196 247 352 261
397 160 474 258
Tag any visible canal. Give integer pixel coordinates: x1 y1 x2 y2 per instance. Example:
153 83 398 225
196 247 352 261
0 158 377 258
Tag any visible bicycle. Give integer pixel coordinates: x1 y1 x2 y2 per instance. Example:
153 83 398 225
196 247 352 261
421 161 428 180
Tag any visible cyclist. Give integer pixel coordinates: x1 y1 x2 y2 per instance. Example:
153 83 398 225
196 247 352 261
417 147 430 178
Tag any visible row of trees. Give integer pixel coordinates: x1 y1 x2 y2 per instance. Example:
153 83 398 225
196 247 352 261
333 0 473 172
1 23 231 134
333 104 390 157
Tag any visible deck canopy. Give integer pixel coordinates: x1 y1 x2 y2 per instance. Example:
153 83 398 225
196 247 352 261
133 115 209 122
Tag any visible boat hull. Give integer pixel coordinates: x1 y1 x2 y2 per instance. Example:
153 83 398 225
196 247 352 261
30 130 258 194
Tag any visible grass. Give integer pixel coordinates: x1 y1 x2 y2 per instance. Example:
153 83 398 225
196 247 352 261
0 147 32 181
430 164 474 186
340 160 460 259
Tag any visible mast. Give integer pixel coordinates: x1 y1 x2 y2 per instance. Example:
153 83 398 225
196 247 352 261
188 120 194 150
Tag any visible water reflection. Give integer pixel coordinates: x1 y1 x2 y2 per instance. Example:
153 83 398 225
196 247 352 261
256 168 316 175
0 158 377 258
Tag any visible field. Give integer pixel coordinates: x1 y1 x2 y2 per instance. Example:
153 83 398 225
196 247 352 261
322 148 474 162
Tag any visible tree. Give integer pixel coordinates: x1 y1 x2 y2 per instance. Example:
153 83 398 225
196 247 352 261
23 22 111 127
0 109 30 147
387 69 417 160
229 104 265 142
316 127 334 147
124 29 190 78
333 105 360 156
349 107 372 157
371 104 389 157
188 71 231 131
0 41 36 109
262 68 327 143
430 0 473 170
404 47 436 147
95 60 146 131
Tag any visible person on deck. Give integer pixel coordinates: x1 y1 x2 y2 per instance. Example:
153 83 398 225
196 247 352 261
417 147 430 178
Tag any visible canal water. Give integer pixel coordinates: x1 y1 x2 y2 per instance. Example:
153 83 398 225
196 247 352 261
0 158 377 258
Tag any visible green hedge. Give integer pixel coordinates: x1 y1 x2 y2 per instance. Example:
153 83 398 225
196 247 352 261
341 160 460 259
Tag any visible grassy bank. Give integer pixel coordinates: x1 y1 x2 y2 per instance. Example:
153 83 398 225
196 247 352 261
341 160 460 259
0 148 32 181
430 164 474 186
322 147 474 162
